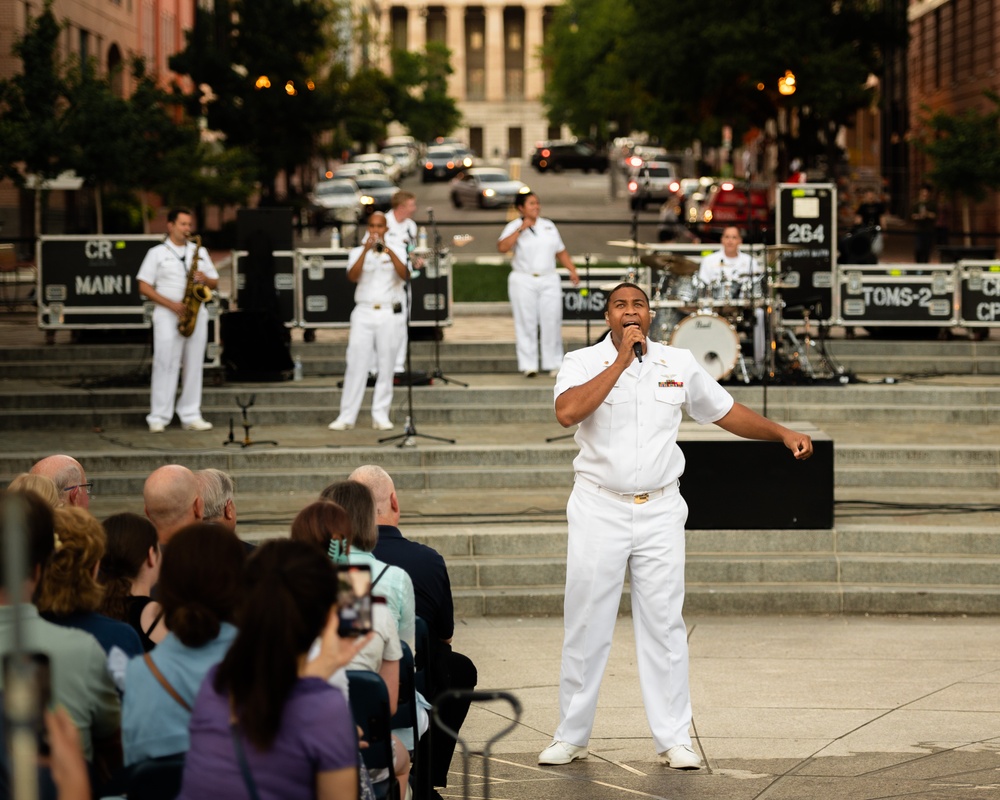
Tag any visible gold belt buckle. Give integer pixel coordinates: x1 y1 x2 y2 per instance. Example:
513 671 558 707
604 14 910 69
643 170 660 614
633 492 649 504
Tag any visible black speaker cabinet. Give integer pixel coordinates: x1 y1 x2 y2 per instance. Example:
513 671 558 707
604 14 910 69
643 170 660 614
678 424 833 529
220 310 294 382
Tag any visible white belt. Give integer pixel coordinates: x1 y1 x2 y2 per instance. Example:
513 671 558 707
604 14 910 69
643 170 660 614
575 475 677 505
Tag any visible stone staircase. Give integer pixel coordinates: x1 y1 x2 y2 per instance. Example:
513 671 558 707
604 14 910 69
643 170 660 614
2 334 1000 615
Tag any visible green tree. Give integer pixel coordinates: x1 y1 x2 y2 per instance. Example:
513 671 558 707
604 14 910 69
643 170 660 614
390 44 462 143
0 1 71 235
917 93 1000 246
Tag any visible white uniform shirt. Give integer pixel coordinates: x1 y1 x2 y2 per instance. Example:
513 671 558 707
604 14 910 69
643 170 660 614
348 242 409 305
384 210 417 255
136 240 218 303
554 337 734 493
499 216 565 275
698 250 759 286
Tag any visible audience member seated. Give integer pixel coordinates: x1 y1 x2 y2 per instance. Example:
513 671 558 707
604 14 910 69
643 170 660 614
100 512 167 652
354 464 479 795
122 523 245 767
196 468 255 554
0 491 122 781
143 465 203 546
36 507 144 685
29 455 91 510
178 539 367 800
7 473 63 509
321 481 415 649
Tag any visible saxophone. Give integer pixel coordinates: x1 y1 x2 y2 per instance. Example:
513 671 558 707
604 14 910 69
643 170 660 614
177 234 213 337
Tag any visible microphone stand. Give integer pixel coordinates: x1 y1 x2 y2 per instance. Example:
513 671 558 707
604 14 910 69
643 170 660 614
425 207 467 387
380 267 455 448
224 395 278 448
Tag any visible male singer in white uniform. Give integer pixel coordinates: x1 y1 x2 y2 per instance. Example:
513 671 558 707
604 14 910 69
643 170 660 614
540 282 813 770
137 208 218 434
498 192 579 377
698 226 766 372
329 212 409 431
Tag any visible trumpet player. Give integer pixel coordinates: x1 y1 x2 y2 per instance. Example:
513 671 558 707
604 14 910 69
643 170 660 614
328 211 409 431
137 208 218 433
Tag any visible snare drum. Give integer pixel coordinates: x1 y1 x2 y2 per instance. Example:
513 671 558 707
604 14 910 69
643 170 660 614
668 311 741 380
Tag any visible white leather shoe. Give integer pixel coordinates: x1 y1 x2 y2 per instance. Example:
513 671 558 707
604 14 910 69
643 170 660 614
660 744 702 770
372 420 394 431
523 370 538 378
148 422 165 434
538 740 588 765
182 418 212 431
328 419 354 431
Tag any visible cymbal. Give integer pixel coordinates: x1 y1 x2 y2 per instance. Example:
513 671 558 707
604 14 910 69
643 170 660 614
640 252 699 276
605 239 657 250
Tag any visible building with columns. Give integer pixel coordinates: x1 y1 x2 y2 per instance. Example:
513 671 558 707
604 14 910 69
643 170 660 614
361 0 563 160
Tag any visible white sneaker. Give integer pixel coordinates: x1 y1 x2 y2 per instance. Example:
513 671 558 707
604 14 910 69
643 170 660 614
372 420 394 431
538 740 588 765
547 369 560 377
148 422 165 434
181 418 213 431
328 419 355 431
523 370 538 378
660 744 702 770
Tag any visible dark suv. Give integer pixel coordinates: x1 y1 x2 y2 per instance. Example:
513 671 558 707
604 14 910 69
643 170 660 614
531 141 609 173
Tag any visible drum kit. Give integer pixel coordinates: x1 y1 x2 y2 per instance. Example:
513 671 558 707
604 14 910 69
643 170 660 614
605 241 833 383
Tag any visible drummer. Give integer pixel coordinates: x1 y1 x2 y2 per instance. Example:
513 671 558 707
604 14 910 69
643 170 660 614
698 227 765 374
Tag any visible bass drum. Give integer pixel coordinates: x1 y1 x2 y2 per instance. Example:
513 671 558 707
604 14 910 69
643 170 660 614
668 312 740 380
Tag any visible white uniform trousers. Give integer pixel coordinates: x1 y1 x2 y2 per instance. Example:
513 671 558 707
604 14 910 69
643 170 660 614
147 305 208 427
508 271 564 372
394 295 408 373
338 304 399 425
554 481 692 753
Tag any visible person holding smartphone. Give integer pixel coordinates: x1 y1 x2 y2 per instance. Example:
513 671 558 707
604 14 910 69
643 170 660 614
328 212 410 432
541 283 813 771
497 192 579 378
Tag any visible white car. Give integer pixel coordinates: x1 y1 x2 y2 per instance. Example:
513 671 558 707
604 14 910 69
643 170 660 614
450 168 530 209
309 179 362 224
352 153 401 183
382 145 416 177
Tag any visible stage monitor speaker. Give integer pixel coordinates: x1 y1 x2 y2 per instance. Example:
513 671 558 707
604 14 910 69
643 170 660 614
221 310 294 382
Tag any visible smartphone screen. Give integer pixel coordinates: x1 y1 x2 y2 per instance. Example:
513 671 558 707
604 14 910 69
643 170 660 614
3 651 51 757
337 564 373 638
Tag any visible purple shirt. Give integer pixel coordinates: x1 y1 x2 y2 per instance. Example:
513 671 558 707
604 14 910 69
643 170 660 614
179 666 356 799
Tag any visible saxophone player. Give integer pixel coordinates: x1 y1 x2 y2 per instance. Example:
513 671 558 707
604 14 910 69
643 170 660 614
137 208 219 433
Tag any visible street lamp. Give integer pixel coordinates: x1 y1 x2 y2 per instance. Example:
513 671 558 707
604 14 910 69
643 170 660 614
778 70 796 96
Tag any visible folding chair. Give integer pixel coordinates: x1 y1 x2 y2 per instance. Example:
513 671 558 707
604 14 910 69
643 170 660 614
347 670 401 800
126 752 186 800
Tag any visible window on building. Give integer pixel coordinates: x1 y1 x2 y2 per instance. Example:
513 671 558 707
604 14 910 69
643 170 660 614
469 127 484 158
391 7 407 52
504 7 524 100
79 28 90 62
542 7 555 88
508 127 523 159
427 7 446 43
466 8 485 101
108 44 124 97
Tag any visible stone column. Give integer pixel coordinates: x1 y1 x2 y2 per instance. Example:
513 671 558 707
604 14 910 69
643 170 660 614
484 3 504 102
445 3 466 99
524 3 544 101
379 5 392 72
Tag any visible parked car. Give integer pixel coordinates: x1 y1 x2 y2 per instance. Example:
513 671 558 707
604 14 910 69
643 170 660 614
332 162 381 181
422 145 473 182
381 145 416 177
355 175 398 215
690 180 773 243
449 168 530 209
530 141 609 173
309 179 363 226
622 144 668 171
626 160 679 210
352 152 401 183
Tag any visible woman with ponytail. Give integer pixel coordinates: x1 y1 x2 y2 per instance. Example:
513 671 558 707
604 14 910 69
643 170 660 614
179 538 370 800
99 512 167 651
122 523 244 766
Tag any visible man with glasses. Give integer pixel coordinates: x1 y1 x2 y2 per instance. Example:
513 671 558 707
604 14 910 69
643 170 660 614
30 454 92 509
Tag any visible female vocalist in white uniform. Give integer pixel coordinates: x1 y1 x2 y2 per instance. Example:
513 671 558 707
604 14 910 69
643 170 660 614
137 208 218 433
498 193 579 377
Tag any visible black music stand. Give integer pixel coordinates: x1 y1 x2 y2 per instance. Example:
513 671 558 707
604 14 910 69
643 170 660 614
224 395 278 448
380 273 456 448
422 208 468 387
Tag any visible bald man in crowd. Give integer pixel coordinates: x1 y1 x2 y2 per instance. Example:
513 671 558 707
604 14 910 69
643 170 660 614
30 454 91 509
351 463 477 796
143 464 203 545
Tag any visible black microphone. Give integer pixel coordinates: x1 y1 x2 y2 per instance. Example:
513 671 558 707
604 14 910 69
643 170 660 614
624 322 642 362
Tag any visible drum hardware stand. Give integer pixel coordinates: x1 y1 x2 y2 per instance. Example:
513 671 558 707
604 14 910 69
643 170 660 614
424 207 468 387
224 395 278 448
381 271 456 448
626 210 641 284
582 253 594 346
